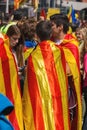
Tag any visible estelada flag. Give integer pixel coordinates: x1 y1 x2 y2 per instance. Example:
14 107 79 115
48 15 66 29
61 34 82 130
22 40 70 130
0 34 24 130
67 6 77 24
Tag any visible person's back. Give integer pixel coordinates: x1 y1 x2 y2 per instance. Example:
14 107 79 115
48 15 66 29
22 21 70 130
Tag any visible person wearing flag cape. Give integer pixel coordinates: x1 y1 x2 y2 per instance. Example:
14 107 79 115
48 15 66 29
50 13 82 130
0 33 24 130
22 20 70 130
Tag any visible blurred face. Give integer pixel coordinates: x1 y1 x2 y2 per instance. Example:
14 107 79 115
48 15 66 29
10 34 20 48
75 31 83 42
51 22 59 37
51 21 63 40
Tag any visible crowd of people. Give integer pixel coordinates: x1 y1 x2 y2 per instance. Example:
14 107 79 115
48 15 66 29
0 9 87 130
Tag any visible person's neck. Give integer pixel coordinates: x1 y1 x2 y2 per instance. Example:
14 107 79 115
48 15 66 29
57 32 66 41
53 32 66 45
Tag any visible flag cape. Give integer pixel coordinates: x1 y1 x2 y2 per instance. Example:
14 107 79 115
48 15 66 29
61 34 82 130
22 40 70 130
0 34 24 130
24 48 34 61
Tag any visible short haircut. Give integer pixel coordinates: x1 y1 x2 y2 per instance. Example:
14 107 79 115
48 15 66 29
13 10 23 21
36 21 52 41
50 13 69 34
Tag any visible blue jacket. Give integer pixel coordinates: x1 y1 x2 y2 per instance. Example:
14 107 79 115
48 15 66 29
25 40 37 48
0 93 14 130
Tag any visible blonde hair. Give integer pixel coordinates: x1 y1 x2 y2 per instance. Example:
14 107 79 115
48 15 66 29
80 27 87 65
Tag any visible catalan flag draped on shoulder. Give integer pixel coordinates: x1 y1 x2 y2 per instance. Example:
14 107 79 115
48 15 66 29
61 33 82 130
0 33 24 130
22 40 70 130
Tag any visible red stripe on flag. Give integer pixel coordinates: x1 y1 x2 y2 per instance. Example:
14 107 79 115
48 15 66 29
39 41 64 130
62 34 80 70
27 56 45 130
1 42 20 130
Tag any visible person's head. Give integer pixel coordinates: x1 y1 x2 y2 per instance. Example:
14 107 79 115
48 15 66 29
13 9 23 21
50 13 69 38
36 20 52 42
6 25 20 48
76 27 87 43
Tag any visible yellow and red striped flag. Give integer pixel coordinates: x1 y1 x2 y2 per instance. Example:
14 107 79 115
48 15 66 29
14 0 20 10
67 6 72 23
14 0 26 10
61 34 82 130
24 47 34 61
22 40 70 130
0 34 24 130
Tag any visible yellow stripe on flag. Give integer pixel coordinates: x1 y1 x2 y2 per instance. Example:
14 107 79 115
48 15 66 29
22 76 35 130
0 59 6 94
24 48 34 61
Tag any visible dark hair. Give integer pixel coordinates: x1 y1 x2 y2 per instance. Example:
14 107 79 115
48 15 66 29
50 13 69 34
13 9 23 21
6 25 20 37
70 23 79 32
36 20 52 41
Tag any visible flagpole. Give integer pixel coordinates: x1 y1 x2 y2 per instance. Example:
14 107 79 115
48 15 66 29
6 0 9 14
